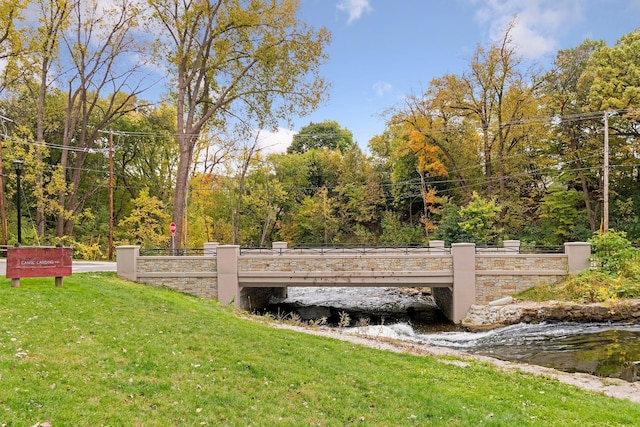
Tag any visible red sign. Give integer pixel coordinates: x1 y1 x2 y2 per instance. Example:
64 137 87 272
170 222 177 235
6 246 72 279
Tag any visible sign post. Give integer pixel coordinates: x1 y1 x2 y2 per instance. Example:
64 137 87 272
170 222 176 255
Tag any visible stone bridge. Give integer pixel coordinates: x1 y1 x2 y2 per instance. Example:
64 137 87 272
116 240 591 323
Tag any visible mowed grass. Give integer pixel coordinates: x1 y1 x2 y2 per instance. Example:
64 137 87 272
1 273 639 426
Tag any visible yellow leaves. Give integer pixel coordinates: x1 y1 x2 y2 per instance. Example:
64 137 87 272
116 188 171 248
406 128 448 177
586 30 640 111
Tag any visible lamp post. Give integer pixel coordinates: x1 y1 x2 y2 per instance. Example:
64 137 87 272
13 159 23 245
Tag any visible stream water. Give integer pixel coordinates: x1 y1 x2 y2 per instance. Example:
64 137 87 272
349 322 640 381
268 287 640 382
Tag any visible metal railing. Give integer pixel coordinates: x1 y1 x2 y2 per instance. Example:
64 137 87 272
589 244 640 269
474 244 564 254
138 243 568 257
240 245 451 256
138 244 452 257
139 247 207 256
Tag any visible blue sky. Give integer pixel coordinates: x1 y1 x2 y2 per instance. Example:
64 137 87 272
260 0 640 153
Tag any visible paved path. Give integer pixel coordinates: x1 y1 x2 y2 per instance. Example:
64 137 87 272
0 259 117 275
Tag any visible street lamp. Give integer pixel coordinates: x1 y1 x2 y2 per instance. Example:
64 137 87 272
13 159 23 245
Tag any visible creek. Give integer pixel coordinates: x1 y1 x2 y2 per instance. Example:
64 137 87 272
267 287 640 382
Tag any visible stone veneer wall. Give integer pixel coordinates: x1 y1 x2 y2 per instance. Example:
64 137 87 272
136 256 218 299
238 253 453 273
475 254 568 304
129 251 571 304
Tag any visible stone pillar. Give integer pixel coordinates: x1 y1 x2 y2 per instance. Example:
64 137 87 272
429 240 446 252
217 245 240 306
451 243 476 323
503 240 520 253
116 246 140 281
564 242 592 274
272 241 288 254
269 242 289 298
203 242 219 257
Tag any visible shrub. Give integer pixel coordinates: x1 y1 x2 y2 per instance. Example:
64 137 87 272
518 231 640 302
589 230 638 276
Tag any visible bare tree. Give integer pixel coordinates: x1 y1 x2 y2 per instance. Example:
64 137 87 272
24 0 73 237
56 0 153 236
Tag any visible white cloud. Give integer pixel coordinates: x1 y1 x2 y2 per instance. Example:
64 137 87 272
471 0 583 59
373 81 392 97
337 0 373 24
256 128 296 154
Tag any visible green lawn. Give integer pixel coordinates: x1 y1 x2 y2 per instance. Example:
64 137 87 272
1 273 639 426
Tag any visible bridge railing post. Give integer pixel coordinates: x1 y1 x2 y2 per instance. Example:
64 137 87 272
503 240 520 253
116 245 140 281
217 245 240 306
203 242 219 256
272 241 288 255
451 243 476 323
564 242 592 274
428 240 445 253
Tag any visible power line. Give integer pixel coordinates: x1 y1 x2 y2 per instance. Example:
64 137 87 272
2 108 639 200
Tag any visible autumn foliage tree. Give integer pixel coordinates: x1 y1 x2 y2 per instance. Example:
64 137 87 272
116 188 171 248
147 0 330 250
4 9 640 255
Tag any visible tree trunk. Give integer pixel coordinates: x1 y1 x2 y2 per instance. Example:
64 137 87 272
62 149 89 236
171 136 194 251
571 135 597 232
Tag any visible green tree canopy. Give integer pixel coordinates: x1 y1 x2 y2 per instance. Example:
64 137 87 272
287 120 355 154
585 29 640 112
458 192 502 245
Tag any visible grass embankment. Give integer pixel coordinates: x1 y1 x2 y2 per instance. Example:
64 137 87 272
1 273 639 426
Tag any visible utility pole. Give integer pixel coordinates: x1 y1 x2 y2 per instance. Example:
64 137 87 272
603 111 617 233
109 130 114 260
